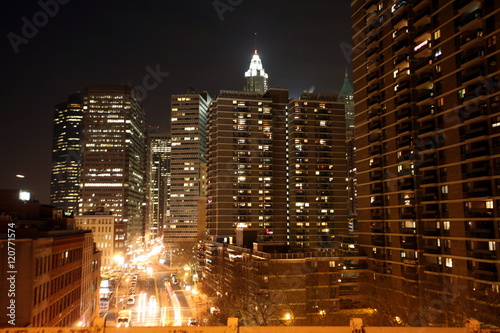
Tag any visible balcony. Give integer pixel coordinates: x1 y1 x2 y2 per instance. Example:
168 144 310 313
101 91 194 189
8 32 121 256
371 183 384 193
392 13 408 29
459 29 484 49
472 249 497 260
401 237 417 249
396 108 411 120
371 209 383 219
459 105 488 120
421 171 437 184
396 121 412 134
368 108 381 119
398 178 414 190
464 146 488 159
464 186 492 198
415 57 432 73
364 0 376 11
455 0 476 11
369 145 382 156
460 48 485 68
458 9 482 30
368 120 382 131
416 72 433 86
393 53 410 67
365 34 379 47
370 170 383 181
371 224 384 233
419 122 435 135
367 71 379 82
417 105 435 119
395 80 411 93
425 263 442 272
366 47 379 60
424 244 441 254
369 132 382 144
403 270 419 280
368 96 381 107
421 192 438 201
414 7 431 25
461 67 484 86
397 150 413 162
465 207 493 217
462 123 488 140
393 26 410 41
372 236 386 246
372 252 387 260
470 227 495 238
414 24 431 41
474 270 498 282
401 209 415 219
424 228 441 236
393 39 410 54
367 83 380 94
417 89 434 103
398 136 413 148
396 94 411 106
420 154 437 167
371 197 385 207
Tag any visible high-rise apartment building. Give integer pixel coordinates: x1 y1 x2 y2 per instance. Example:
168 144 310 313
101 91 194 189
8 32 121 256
352 0 499 325
338 71 357 231
167 90 211 245
244 50 269 94
51 93 84 215
147 130 171 241
80 85 146 251
206 89 289 243
287 93 349 251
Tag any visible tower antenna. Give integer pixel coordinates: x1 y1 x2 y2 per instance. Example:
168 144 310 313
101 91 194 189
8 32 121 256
254 32 258 54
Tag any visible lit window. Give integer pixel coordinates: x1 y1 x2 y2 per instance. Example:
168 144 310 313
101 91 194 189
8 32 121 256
445 258 452 267
486 200 494 209
458 89 466 99
443 221 450 230
434 47 442 57
441 185 448 194
433 30 441 40
492 117 500 128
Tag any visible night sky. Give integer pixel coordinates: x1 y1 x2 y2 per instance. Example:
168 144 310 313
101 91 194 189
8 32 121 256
0 0 352 204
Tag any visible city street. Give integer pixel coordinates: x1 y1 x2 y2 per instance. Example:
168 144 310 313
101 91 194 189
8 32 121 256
100 262 196 327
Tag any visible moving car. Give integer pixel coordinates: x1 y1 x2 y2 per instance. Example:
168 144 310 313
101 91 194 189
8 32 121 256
126 297 135 305
116 310 132 327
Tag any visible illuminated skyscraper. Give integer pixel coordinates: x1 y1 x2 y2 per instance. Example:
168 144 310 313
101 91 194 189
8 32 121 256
147 129 171 241
167 89 211 245
50 93 84 215
206 89 288 243
80 85 146 251
337 71 357 231
287 93 349 251
244 50 269 94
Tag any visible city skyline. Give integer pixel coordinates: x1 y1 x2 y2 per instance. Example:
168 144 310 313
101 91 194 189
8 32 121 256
0 0 352 203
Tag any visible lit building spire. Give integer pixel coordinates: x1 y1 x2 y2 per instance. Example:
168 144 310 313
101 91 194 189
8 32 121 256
244 33 268 94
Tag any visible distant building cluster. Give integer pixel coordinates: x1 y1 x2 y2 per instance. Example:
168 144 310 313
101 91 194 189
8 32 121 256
1 4 499 327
